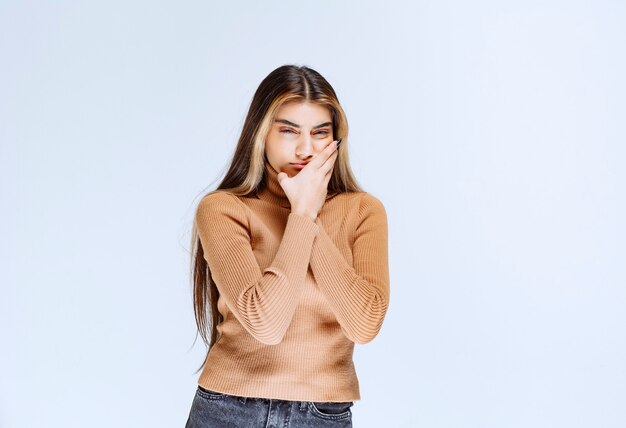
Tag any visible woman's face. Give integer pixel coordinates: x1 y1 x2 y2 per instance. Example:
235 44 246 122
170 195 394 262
265 101 334 177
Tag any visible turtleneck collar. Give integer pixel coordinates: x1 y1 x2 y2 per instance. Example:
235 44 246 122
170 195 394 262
256 162 291 208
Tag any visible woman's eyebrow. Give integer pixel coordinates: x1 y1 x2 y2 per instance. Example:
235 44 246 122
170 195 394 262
274 119 332 129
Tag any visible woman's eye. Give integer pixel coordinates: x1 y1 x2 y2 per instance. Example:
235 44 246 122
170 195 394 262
280 129 329 135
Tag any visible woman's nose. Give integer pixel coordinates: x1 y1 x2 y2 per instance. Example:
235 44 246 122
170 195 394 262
296 135 314 158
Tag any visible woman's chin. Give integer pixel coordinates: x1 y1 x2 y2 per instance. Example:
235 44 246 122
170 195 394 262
285 168 301 178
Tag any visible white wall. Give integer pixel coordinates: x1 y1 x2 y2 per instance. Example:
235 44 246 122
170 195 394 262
2 1 624 427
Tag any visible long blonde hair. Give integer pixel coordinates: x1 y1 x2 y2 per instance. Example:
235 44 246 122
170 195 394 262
189 64 363 373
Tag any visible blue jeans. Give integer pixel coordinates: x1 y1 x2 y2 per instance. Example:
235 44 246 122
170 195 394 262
185 385 354 427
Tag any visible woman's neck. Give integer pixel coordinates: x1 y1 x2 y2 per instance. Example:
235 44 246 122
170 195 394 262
256 162 291 208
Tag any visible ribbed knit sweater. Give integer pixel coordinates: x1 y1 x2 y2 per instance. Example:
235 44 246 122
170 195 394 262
193 162 390 402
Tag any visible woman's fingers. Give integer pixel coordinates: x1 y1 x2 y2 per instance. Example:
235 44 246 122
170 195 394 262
306 139 338 170
320 144 338 174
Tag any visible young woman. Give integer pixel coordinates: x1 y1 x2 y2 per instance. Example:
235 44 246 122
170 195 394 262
185 64 390 427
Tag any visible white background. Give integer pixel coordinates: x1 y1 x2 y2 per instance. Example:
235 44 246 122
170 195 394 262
2 1 624 427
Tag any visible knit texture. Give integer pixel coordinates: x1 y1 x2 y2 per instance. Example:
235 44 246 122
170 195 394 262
193 162 390 402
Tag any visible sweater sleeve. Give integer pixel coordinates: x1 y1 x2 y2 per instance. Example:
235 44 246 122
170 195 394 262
309 193 390 344
195 192 319 345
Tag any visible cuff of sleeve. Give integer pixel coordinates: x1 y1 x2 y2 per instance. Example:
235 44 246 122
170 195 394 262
287 212 320 238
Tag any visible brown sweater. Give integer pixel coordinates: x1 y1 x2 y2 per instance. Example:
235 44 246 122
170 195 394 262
193 162 390 402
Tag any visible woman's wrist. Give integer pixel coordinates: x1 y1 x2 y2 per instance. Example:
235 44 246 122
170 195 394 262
291 210 317 222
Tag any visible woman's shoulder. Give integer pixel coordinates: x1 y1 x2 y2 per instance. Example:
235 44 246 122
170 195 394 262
199 190 237 206
326 191 386 227
196 190 248 219
334 191 386 211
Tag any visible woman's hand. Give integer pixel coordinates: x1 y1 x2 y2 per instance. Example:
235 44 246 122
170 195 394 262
277 139 339 221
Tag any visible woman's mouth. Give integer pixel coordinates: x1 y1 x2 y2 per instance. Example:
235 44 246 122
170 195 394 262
291 163 306 170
